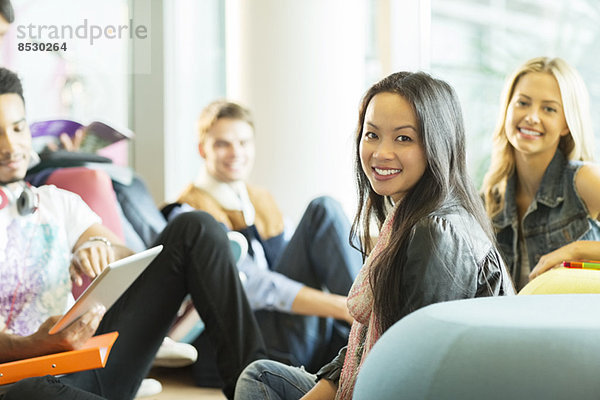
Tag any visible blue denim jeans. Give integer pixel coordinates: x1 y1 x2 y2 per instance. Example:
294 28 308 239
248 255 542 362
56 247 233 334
257 196 361 371
235 360 317 400
193 197 362 387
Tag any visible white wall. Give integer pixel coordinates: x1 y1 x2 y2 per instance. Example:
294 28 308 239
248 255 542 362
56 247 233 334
225 0 367 223
130 0 164 200
4 0 129 130
163 0 225 204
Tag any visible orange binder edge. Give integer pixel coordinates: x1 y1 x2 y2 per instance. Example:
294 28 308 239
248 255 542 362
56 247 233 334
0 331 119 385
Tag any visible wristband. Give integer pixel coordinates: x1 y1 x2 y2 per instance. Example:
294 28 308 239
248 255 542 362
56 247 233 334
86 236 112 249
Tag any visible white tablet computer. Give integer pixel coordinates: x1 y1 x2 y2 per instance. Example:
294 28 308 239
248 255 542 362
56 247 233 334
49 245 163 334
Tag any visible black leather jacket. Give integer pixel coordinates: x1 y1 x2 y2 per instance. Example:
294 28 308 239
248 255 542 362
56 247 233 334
317 203 515 383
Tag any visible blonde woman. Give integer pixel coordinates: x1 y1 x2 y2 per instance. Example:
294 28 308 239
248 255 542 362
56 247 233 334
481 56 600 290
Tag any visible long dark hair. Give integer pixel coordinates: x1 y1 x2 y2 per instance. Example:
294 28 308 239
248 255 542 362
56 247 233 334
350 71 494 332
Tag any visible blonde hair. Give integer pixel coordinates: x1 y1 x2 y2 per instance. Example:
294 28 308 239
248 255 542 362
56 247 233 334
197 100 254 143
481 56 595 218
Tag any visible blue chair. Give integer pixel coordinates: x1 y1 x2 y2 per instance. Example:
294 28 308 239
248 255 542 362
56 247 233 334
354 294 600 400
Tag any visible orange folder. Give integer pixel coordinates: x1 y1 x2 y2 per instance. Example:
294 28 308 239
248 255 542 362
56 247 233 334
0 331 118 385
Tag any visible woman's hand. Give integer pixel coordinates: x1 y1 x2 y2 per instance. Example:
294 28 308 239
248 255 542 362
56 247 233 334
529 241 600 280
529 246 571 280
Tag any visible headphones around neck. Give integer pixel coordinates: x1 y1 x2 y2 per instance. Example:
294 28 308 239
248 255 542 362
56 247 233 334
0 182 38 216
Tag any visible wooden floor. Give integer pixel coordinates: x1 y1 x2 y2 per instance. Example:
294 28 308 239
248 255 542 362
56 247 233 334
140 367 226 400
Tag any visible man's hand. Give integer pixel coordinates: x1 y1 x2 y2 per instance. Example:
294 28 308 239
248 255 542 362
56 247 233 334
46 128 86 152
291 286 354 325
0 305 107 363
70 224 132 286
331 293 354 325
34 305 105 353
70 239 115 286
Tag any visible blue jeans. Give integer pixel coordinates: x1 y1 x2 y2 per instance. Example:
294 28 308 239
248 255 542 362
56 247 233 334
192 197 362 387
235 360 317 400
258 196 361 371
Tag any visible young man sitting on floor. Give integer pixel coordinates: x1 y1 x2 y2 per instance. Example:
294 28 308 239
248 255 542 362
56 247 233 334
0 67 265 400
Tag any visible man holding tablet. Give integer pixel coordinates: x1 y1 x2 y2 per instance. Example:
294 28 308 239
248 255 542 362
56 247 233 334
0 67 265 399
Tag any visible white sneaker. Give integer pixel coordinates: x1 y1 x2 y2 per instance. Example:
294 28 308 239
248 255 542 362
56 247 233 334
153 336 198 368
135 378 163 398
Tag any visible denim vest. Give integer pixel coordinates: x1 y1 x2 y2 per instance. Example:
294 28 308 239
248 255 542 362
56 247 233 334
493 150 600 282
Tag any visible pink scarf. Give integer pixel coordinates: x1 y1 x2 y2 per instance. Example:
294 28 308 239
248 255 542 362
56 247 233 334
336 205 397 399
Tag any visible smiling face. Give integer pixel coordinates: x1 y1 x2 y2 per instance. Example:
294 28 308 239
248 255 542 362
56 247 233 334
199 117 255 183
0 93 30 184
504 72 570 160
359 92 427 203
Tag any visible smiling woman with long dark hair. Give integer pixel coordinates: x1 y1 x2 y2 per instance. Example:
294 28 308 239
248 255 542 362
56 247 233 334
234 71 514 400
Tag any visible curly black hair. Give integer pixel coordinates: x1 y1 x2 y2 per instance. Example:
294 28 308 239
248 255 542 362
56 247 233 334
0 0 14 24
0 67 24 103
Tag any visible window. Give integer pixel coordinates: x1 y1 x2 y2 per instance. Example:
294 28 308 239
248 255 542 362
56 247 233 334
4 0 129 129
430 0 600 184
